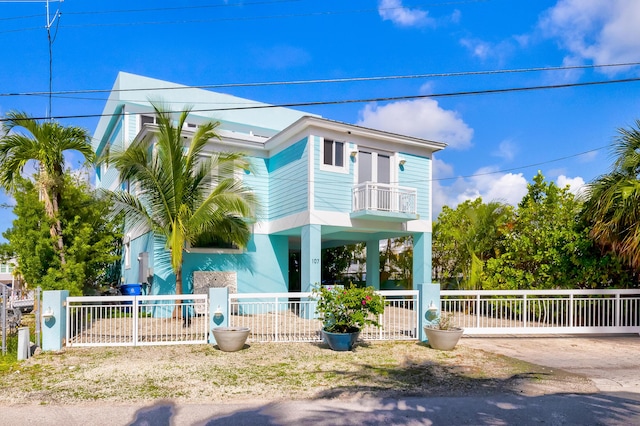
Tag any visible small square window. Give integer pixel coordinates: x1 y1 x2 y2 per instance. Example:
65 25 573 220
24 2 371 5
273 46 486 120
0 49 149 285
323 139 344 168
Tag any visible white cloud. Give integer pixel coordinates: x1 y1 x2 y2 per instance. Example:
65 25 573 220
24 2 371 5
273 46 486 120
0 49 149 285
432 168 588 220
538 0 640 72
492 139 517 162
460 38 493 60
357 99 474 149
556 174 586 196
378 0 434 27
431 162 529 220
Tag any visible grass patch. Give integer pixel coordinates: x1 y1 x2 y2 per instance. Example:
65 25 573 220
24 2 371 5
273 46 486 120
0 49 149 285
0 340 593 405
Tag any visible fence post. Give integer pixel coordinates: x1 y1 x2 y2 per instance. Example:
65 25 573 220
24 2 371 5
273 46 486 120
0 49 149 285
209 287 229 344
418 283 440 342
42 290 69 351
34 287 41 348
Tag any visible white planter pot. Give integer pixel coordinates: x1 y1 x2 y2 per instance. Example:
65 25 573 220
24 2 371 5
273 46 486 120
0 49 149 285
212 327 250 352
423 326 463 351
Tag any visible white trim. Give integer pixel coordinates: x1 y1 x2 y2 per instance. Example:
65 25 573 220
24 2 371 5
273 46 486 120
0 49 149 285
265 116 446 156
124 236 131 270
123 110 130 148
253 210 432 234
309 136 315 211
319 137 349 174
185 246 243 254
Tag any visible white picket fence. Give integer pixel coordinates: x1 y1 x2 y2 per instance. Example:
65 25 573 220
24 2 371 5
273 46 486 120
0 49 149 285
63 289 640 347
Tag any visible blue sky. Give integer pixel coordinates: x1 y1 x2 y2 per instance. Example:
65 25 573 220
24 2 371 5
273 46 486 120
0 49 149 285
1 0 640 242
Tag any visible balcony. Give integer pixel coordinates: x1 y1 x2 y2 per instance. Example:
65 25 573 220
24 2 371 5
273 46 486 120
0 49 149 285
351 182 418 222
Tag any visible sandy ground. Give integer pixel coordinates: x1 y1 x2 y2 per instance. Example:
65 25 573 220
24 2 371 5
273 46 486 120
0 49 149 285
0 339 598 406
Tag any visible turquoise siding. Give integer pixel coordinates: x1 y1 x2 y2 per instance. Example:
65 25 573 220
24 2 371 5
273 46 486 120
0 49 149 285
182 234 289 293
313 136 353 212
245 157 269 221
399 152 431 219
100 119 124 189
125 111 138 142
121 233 153 286
267 138 309 220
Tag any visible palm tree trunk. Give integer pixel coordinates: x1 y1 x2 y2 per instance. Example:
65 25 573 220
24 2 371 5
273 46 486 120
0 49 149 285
51 192 66 265
173 264 183 319
40 182 66 265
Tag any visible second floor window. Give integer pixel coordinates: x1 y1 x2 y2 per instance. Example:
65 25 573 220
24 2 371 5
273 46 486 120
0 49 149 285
323 139 344 168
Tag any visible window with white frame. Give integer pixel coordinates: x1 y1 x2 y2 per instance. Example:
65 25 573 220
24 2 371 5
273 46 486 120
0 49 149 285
124 236 131 269
321 138 346 172
140 114 157 129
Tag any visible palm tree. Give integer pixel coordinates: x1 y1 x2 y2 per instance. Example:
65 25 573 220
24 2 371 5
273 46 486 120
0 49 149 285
104 102 256 297
0 112 94 265
583 120 640 270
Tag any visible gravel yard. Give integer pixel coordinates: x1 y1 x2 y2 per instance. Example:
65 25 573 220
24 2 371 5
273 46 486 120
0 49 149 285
0 339 596 406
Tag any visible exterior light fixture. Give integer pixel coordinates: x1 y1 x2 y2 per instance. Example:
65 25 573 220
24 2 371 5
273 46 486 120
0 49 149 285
42 307 55 320
214 305 223 319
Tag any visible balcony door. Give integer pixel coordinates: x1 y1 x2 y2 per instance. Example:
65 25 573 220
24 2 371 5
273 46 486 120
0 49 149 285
358 150 390 185
358 150 392 211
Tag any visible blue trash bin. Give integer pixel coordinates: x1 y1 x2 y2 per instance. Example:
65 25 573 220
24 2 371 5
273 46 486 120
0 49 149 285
120 283 142 306
120 283 142 296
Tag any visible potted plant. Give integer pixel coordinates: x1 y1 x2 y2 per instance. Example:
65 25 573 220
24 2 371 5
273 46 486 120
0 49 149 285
423 312 463 351
313 284 385 351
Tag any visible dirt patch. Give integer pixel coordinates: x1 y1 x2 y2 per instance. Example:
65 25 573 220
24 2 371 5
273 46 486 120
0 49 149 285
0 341 596 406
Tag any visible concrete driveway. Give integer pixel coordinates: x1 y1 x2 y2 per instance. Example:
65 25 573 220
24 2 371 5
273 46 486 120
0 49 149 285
460 335 640 393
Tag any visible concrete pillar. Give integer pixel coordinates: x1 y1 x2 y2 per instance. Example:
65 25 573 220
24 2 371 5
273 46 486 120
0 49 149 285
209 286 229 344
17 327 30 360
41 290 69 351
413 232 432 289
366 240 380 290
418 283 441 342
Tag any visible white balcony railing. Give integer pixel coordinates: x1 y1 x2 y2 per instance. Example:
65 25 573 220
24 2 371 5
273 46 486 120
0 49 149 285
352 182 417 214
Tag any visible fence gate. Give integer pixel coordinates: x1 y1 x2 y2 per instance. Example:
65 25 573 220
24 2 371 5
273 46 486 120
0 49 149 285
66 294 208 347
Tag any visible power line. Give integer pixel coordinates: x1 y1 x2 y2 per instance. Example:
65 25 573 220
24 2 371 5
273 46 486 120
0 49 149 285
432 145 609 183
0 0 488 34
2 62 639 99
3 75 637 123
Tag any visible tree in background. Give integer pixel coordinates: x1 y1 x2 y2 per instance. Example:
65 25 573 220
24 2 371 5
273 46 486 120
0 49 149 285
322 245 356 284
483 172 637 289
104 103 256 296
583 121 640 272
433 198 513 289
0 112 94 266
4 174 122 296
379 237 413 289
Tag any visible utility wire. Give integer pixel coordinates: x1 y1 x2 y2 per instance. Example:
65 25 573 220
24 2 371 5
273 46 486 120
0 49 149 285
432 145 609 183
2 62 639 99
0 0 488 34
3 76 637 123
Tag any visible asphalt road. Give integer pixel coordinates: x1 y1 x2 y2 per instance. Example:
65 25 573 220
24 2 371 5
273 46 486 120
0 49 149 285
3 336 640 425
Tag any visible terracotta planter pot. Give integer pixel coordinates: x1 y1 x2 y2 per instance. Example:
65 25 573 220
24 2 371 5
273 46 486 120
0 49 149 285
322 329 360 351
212 327 250 352
423 326 463 351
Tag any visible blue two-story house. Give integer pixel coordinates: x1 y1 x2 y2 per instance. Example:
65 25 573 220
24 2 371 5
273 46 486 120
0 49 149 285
93 72 446 296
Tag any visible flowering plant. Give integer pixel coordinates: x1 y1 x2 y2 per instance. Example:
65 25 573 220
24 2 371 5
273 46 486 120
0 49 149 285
313 284 386 333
